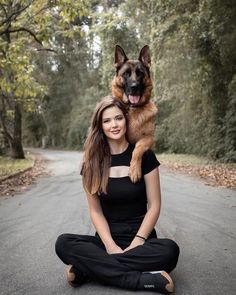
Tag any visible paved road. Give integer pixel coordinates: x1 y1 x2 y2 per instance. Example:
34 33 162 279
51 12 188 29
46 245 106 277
0 149 235 295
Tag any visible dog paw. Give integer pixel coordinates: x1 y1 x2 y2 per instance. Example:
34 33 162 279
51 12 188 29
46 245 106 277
129 163 142 183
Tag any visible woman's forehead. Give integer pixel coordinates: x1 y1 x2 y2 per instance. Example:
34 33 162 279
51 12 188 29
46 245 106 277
102 106 123 118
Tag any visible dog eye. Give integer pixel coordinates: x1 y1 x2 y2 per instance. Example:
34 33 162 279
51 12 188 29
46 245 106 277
123 69 131 77
136 69 143 76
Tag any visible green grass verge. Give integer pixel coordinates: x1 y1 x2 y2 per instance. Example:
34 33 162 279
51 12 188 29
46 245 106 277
0 153 34 178
156 153 211 165
156 153 236 168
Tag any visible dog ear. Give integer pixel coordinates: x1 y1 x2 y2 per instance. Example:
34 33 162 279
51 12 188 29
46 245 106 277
139 45 151 67
115 45 128 68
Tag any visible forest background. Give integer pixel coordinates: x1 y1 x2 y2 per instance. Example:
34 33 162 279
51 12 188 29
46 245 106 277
0 0 235 163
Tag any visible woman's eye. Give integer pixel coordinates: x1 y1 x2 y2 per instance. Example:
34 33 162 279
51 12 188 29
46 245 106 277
103 119 110 123
116 116 124 120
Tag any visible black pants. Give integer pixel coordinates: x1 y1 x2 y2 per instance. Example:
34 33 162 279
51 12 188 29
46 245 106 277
55 218 179 290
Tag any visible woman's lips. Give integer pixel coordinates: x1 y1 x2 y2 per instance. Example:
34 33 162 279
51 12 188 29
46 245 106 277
111 130 120 134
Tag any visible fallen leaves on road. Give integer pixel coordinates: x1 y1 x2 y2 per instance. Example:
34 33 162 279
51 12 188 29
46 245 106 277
0 154 50 197
161 161 236 190
198 165 236 189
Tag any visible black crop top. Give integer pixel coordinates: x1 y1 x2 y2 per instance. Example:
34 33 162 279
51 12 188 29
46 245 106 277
99 144 160 221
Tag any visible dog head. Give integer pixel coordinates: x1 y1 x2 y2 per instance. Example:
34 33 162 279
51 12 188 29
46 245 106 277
112 45 153 106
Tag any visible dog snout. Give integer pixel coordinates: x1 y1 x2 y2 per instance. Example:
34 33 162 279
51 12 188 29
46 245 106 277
130 82 139 93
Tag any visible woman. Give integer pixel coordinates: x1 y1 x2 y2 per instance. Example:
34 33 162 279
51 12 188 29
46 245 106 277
55 96 179 294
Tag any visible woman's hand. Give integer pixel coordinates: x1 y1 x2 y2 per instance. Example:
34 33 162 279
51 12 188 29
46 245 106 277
106 243 124 254
123 236 145 252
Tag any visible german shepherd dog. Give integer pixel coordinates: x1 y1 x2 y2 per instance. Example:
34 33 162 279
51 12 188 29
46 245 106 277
112 45 158 183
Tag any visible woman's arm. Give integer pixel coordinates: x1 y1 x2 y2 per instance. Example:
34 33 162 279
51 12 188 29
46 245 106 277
124 167 161 251
86 192 124 254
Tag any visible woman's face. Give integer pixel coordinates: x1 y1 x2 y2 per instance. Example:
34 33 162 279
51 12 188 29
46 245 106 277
102 106 127 142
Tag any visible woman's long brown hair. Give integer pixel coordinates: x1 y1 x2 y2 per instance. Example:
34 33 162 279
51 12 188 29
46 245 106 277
81 96 128 196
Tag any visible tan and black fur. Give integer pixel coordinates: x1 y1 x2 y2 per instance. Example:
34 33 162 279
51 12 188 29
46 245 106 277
112 45 158 182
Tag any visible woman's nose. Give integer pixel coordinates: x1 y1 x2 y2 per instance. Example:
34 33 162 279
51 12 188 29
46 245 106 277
111 119 117 127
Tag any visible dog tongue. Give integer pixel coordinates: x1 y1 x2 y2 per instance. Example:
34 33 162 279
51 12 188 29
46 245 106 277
129 95 140 104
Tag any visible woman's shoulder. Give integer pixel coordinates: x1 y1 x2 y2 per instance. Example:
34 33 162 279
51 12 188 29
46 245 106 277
142 148 160 175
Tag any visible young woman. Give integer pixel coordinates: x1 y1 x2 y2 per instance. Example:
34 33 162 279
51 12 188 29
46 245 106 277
55 96 179 294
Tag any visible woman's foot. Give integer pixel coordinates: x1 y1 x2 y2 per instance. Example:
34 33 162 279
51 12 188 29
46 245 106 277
67 265 78 287
138 270 174 294
67 264 90 287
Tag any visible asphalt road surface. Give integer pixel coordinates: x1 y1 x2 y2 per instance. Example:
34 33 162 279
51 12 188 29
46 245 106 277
0 149 235 295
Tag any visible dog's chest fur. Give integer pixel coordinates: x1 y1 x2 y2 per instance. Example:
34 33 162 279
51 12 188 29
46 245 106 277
127 102 157 144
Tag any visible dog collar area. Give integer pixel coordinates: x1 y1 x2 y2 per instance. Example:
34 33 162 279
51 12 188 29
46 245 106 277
129 104 140 108
128 102 147 108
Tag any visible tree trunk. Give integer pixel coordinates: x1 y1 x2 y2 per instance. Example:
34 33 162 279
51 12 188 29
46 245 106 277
10 104 25 159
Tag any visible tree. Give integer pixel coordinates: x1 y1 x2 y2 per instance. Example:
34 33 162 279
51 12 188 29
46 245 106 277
149 0 236 161
10 0 235 162
0 0 88 158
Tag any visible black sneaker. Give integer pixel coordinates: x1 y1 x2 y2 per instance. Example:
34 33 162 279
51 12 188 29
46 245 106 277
139 270 174 294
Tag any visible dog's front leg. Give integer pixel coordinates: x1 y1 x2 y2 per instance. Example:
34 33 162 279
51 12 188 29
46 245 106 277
129 136 154 183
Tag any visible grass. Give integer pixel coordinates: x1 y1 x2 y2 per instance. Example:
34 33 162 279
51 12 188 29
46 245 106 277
156 153 236 168
156 153 211 165
0 152 34 178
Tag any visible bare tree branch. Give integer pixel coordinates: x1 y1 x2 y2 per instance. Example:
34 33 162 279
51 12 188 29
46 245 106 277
0 4 8 18
36 48 56 53
0 2 32 27
0 27 43 45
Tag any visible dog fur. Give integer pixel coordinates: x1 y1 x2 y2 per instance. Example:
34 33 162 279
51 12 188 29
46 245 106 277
112 45 158 182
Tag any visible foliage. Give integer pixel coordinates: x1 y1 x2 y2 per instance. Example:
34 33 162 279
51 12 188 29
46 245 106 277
151 0 236 161
1 0 235 162
0 0 89 157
